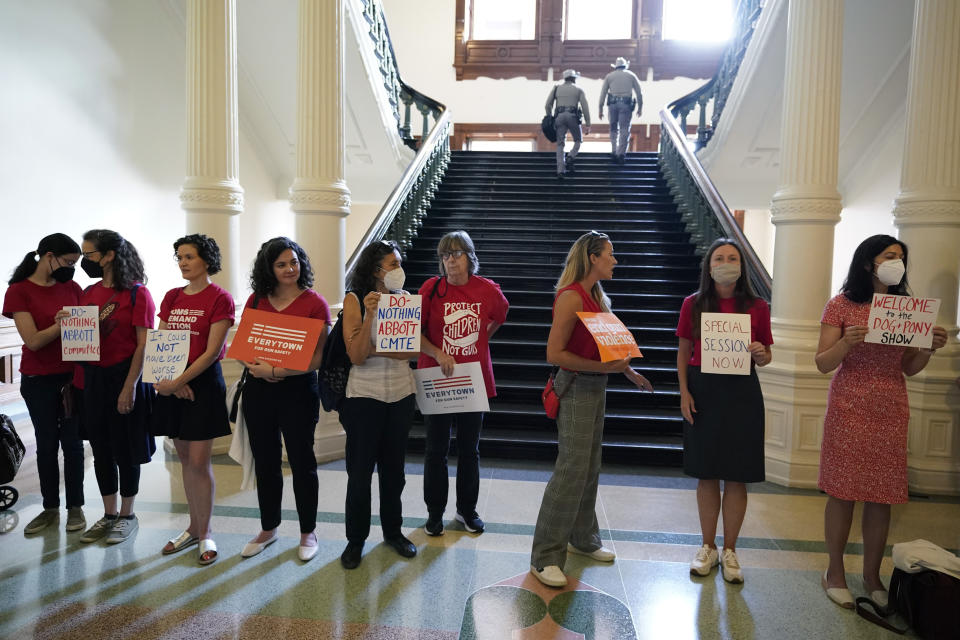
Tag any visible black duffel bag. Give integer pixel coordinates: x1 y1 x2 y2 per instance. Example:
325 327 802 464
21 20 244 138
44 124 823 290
856 567 960 638
0 414 25 485
541 115 557 142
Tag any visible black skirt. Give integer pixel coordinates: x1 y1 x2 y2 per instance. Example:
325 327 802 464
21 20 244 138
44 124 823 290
81 360 156 465
152 361 232 441
683 365 765 483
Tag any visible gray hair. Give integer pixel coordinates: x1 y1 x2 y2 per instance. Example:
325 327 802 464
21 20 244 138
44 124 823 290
437 230 480 276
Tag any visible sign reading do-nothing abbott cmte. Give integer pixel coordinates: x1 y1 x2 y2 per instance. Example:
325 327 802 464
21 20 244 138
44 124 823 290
700 313 751 375
61 306 100 361
376 294 422 353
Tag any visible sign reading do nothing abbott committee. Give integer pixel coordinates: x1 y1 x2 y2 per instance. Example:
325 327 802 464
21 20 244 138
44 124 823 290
142 330 190 384
227 308 326 370
376 294 421 353
700 313 751 375
60 306 100 361
575 312 642 362
866 293 940 349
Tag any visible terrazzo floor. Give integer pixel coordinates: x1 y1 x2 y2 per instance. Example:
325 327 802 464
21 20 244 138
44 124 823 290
1 398 958 639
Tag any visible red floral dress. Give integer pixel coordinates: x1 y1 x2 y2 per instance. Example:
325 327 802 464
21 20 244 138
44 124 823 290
818 294 910 504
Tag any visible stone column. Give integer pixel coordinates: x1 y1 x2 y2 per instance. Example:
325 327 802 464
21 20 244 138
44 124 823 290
180 0 244 299
760 0 844 487
893 0 960 495
290 0 350 461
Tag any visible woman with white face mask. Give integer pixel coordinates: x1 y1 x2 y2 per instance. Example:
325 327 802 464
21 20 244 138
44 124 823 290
815 235 947 610
338 240 419 570
676 238 772 585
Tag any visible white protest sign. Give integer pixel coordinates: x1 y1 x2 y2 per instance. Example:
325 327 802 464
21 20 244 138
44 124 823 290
700 312 751 375
376 294 421 352
866 293 940 349
61 306 100 361
414 362 490 414
142 330 190 383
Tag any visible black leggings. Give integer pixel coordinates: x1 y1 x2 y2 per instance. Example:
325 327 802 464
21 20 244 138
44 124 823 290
89 436 141 498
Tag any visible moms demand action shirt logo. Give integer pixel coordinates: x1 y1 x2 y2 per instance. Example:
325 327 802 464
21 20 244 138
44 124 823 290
166 307 206 335
442 302 482 357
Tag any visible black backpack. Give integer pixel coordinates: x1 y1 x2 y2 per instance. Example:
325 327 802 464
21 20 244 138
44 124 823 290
0 414 25 485
318 291 364 412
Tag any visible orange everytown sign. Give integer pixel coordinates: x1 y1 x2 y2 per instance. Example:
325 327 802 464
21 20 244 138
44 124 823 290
227 308 326 370
576 312 642 362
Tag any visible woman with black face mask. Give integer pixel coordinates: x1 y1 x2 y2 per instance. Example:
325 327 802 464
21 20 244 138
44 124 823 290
2 233 86 535
75 229 157 546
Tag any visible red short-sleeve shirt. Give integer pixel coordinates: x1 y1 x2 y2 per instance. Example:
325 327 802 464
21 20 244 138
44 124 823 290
79 282 156 367
417 275 510 398
243 289 331 323
676 294 773 366
159 283 236 364
2 279 83 375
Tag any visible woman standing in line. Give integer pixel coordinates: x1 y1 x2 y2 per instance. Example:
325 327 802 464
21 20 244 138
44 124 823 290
338 240 419 569
816 235 946 609
77 229 156 545
530 231 653 588
3 233 85 534
239 237 329 562
152 234 234 565
676 238 772 584
417 231 509 536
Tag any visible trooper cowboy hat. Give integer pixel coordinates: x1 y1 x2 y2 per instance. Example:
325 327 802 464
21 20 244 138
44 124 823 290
562 69 580 79
611 57 629 68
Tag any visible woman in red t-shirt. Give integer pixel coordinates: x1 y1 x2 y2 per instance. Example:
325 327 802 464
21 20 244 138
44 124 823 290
2 233 85 535
237 237 330 563
676 238 772 585
152 234 235 565
530 231 653 589
417 231 509 537
76 229 156 546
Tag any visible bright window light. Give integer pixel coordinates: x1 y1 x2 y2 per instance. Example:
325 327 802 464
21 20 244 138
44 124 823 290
566 0 633 40
662 0 733 42
471 0 537 40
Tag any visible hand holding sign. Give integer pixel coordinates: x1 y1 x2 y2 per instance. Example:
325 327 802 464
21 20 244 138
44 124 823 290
866 294 941 349
376 294 421 353
61 306 100 361
143 330 190 384
575 312 642 362
701 313 751 375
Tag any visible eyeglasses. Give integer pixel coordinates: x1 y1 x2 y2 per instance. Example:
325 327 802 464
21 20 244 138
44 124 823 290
439 250 465 260
81 250 100 258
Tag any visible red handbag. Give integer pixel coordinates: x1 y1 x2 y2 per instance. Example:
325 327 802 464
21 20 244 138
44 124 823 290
542 369 576 419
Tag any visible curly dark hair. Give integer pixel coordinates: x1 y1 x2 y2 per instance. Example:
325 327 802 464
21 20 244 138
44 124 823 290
249 237 314 296
174 234 222 275
840 234 909 303
689 238 758 338
9 232 81 285
82 229 147 290
346 240 400 298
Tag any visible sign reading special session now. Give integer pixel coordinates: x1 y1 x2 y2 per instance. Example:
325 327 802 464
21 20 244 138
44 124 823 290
700 313 751 375
227 308 326 370
866 294 940 349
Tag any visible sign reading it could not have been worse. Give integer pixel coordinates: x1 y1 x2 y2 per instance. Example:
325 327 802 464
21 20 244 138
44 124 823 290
700 312 751 375
414 362 489 415
226 308 326 370
142 330 190 384
866 293 940 349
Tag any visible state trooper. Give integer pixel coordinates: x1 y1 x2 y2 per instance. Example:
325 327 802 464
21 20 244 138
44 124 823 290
598 57 643 165
545 68 591 179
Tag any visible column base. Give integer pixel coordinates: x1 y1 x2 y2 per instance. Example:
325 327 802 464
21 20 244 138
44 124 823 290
314 410 346 463
904 349 960 496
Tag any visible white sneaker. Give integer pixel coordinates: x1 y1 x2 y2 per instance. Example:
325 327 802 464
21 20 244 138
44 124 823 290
530 564 567 588
720 548 744 583
690 544 719 576
567 543 616 562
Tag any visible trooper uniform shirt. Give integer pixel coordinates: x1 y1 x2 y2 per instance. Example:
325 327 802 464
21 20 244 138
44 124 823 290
546 82 591 175
599 67 643 159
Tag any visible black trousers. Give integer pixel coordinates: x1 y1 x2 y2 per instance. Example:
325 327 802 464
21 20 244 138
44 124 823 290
19 373 85 509
423 411 483 517
242 374 320 533
89 437 141 498
339 394 415 543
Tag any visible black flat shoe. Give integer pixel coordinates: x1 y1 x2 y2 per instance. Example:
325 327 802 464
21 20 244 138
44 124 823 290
340 541 363 569
384 535 417 558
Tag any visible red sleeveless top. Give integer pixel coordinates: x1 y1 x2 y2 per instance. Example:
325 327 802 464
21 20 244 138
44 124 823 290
555 282 601 362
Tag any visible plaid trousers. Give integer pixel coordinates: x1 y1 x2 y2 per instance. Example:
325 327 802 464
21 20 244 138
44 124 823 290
531 370 607 570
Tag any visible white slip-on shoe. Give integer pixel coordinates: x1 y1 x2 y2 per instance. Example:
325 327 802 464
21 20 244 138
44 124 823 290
298 533 319 562
530 564 567 588
821 570 854 609
567 543 616 562
241 533 278 558
690 544 719 576
869 589 889 610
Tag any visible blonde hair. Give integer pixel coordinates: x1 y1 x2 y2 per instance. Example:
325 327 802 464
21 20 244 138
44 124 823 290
555 231 612 312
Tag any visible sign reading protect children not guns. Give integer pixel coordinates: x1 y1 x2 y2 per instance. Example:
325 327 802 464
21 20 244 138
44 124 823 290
227 308 325 370
376 294 422 353
60 306 100 361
